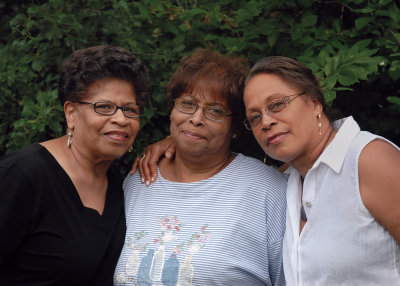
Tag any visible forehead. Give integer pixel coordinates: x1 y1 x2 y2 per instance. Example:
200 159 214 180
244 73 298 106
85 78 136 100
184 79 229 106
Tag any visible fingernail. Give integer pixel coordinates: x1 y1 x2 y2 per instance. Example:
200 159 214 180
141 177 145 183
151 177 154 182
146 181 150 186
166 152 171 158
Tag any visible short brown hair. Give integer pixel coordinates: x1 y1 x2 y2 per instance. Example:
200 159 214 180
58 45 149 107
166 48 249 131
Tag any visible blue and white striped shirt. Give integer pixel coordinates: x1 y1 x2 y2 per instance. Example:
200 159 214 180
114 153 287 286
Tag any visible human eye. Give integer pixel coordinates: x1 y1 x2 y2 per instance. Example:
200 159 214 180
268 99 286 112
207 106 225 116
179 99 197 110
95 102 115 114
248 113 262 124
123 104 141 117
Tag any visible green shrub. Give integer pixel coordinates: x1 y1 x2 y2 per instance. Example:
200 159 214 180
1 0 399 173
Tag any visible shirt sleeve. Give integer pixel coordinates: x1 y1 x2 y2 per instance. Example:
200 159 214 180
0 162 35 265
265 172 287 286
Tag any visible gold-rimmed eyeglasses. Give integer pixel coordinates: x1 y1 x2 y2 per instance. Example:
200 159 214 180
243 92 305 130
173 97 233 122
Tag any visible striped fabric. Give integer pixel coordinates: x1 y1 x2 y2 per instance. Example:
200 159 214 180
114 153 287 286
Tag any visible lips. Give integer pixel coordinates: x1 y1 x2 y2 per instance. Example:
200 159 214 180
181 130 206 140
105 131 129 142
266 132 287 146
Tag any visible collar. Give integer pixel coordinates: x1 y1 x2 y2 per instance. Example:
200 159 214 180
314 116 360 174
284 116 361 176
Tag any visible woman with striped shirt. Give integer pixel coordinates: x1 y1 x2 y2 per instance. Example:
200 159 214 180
114 49 287 286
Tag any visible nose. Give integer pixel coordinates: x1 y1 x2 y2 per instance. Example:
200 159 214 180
260 110 276 130
111 108 129 124
189 106 205 126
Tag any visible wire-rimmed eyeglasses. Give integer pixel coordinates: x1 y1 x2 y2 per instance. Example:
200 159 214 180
173 97 233 122
243 92 305 130
72 101 143 118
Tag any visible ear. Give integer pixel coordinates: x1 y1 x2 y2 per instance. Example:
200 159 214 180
311 98 323 117
64 101 77 130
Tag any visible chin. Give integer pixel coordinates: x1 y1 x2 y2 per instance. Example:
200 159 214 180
263 147 290 163
100 147 129 161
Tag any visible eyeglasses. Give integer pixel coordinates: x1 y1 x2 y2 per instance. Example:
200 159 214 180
173 97 233 122
72 101 143 118
244 92 305 130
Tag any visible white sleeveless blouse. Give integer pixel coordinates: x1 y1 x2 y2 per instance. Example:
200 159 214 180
283 116 400 286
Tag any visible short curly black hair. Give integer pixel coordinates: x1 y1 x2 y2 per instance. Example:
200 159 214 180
58 45 149 107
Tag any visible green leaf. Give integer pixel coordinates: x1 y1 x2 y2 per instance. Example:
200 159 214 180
301 14 318 27
267 31 279 48
324 75 338 89
323 90 336 104
387 96 400 105
355 17 374 30
338 67 359 86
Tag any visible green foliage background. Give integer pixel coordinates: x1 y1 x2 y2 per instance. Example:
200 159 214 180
1 0 399 173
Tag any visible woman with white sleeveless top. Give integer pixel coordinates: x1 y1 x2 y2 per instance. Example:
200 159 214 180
243 56 400 285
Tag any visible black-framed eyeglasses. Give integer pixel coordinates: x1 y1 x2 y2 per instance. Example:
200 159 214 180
173 97 233 122
243 92 305 130
72 101 143 118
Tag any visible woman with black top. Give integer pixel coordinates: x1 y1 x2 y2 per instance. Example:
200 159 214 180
0 45 149 285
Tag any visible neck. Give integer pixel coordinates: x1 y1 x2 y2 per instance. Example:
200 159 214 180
161 151 235 183
290 126 335 178
68 143 111 178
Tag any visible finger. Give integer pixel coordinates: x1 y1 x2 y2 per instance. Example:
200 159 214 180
147 152 160 183
137 156 146 183
165 144 176 159
130 156 140 175
141 153 152 186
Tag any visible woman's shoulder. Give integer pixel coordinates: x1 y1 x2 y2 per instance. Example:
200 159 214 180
234 153 285 177
0 143 44 170
231 154 287 190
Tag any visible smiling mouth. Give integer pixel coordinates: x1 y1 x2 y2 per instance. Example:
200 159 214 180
105 131 129 142
267 132 287 146
182 130 206 140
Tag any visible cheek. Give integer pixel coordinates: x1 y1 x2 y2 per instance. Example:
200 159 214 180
129 121 140 139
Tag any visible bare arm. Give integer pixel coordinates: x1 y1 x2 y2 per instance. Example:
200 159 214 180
359 139 400 243
131 136 175 185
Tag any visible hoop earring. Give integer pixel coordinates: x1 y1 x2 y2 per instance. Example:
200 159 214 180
67 130 73 148
317 113 322 136
128 146 133 152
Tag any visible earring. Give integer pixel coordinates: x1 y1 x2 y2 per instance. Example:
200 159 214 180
263 154 267 164
317 113 322 136
67 130 72 148
232 134 237 139
128 146 133 152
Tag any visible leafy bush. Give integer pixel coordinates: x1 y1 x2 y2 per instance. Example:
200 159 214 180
1 0 399 173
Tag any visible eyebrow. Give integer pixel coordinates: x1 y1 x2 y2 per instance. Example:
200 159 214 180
181 95 227 107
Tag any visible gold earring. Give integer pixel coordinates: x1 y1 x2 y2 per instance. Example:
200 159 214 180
317 113 322 136
67 130 72 148
128 146 133 152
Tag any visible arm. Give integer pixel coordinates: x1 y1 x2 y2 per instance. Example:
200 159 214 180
0 164 34 264
359 139 400 243
130 136 175 185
